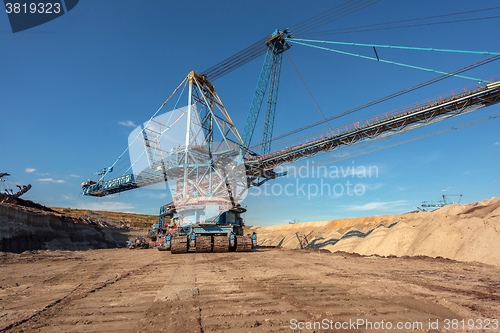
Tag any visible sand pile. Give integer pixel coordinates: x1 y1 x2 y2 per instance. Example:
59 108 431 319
255 197 500 266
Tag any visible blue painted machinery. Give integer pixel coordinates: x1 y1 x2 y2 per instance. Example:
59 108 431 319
157 202 257 253
80 28 500 255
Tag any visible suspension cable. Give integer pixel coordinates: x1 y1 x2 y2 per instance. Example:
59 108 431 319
203 37 268 81
122 79 190 176
101 77 189 181
289 0 356 32
288 38 500 56
264 55 500 144
305 6 500 37
291 0 380 37
290 40 486 82
285 52 333 132
202 1 380 81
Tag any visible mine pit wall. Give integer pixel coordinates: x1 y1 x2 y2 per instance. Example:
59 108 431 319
0 203 125 253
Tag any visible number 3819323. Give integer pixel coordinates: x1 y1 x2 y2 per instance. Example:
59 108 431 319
5 3 62 14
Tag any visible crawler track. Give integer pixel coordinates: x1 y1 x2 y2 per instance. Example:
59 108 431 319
170 236 188 254
235 235 253 252
212 235 230 253
195 235 212 253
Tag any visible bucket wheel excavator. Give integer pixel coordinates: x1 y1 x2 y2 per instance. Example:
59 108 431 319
1 172 32 203
81 26 500 253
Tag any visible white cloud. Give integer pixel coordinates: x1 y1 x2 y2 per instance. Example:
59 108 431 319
118 120 137 127
362 182 384 191
495 142 500 146
38 178 65 184
69 174 81 178
343 200 409 212
25 168 36 173
76 201 135 212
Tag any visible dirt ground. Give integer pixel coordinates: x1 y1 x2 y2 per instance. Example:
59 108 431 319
1 248 499 333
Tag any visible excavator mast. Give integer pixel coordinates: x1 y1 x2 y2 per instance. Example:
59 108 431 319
243 30 292 154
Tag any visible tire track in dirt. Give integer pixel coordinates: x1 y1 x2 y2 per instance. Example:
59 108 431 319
1 251 166 333
2 248 500 332
0 283 82 332
133 253 203 333
196 251 295 332
380 265 500 318
186 250 357 332
130 250 312 333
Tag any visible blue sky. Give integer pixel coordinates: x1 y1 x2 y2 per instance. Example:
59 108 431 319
1 0 499 225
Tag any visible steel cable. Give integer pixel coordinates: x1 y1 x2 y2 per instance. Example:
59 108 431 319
259 55 500 145
303 6 500 37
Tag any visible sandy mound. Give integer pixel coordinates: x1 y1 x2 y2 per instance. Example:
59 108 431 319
255 197 500 266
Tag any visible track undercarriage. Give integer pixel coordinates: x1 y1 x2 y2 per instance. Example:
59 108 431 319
167 234 255 254
154 204 257 254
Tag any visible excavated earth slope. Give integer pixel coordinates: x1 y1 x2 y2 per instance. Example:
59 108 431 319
0 202 128 252
255 197 500 266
